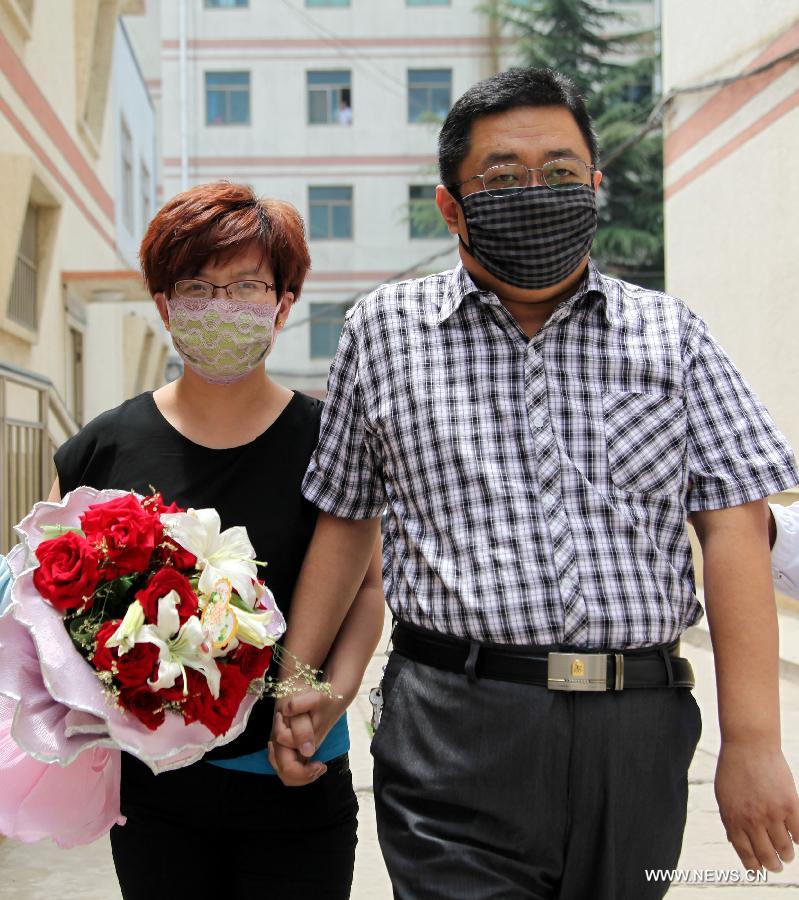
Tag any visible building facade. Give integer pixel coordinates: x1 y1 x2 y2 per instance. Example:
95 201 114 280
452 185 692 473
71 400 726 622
125 0 510 394
0 0 168 550
124 0 655 395
661 1 799 451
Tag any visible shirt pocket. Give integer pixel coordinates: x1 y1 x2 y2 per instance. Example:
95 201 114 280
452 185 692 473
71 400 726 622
601 391 686 495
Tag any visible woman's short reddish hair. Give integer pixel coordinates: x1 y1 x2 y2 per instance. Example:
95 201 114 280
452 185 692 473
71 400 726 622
140 181 311 300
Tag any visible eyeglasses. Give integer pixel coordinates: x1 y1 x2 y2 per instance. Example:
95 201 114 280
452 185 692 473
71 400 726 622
174 279 276 303
452 158 595 197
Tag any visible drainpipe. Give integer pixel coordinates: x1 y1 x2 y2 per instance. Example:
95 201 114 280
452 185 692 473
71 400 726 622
487 0 500 76
179 0 188 191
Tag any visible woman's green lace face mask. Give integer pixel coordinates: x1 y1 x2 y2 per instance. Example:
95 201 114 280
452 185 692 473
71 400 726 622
166 295 281 384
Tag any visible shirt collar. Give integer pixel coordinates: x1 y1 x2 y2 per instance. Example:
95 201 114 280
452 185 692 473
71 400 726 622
437 258 609 326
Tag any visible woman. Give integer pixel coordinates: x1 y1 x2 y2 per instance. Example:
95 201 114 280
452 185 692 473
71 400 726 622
48 181 385 899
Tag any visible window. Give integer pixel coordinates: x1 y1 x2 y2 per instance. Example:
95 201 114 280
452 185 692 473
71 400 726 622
69 326 84 426
141 161 151 232
205 72 250 125
409 185 449 239
306 0 349 6
121 117 134 232
307 70 352 125
309 187 353 240
310 303 348 358
408 69 451 123
205 0 248 6
8 204 37 330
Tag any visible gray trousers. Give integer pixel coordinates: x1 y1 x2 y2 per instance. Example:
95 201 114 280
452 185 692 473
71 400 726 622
372 651 701 900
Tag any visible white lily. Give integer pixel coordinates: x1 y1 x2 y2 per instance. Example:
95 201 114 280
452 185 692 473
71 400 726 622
232 606 277 649
105 600 145 655
137 590 221 698
161 508 261 607
228 583 286 649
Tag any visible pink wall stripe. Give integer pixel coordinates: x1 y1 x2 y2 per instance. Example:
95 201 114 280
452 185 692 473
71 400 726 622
665 22 799 167
0 30 115 221
0 95 116 251
665 86 799 199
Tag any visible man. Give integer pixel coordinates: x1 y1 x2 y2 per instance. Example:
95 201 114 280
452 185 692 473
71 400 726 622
273 68 799 898
338 97 353 126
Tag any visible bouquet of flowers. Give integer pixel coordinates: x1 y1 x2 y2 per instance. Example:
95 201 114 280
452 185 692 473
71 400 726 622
0 487 318 847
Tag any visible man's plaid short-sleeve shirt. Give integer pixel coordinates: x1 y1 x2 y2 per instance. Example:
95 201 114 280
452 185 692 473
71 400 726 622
303 261 798 648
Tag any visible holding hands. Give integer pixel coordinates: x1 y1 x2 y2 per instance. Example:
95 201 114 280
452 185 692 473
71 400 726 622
269 690 351 786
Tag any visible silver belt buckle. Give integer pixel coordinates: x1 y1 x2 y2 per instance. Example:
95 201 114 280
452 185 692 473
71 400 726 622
547 652 624 691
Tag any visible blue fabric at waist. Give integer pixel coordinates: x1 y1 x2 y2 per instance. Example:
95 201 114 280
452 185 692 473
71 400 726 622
208 713 350 775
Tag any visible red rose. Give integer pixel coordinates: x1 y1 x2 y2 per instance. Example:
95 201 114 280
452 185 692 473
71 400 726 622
114 641 160 688
147 495 184 516
135 568 198 624
146 496 197 570
33 531 101 612
91 620 160 687
181 668 214 726
154 679 188 704
92 619 122 672
231 643 273 681
182 665 250 737
118 686 165 731
155 538 197 572
80 494 162 578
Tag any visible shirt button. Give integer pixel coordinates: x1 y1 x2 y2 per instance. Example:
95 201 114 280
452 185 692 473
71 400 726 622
533 414 547 429
542 491 556 508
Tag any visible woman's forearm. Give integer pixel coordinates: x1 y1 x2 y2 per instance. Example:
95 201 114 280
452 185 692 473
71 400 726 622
280 511 382 670
323 540 386 702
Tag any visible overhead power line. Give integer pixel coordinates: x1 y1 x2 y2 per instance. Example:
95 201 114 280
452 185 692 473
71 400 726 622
600 45 799 169
281 243 458 333
280 39 799 343
276 0 408 100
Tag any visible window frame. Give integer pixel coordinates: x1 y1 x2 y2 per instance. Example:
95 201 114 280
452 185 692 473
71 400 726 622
308 186 354 241
407 68 452 123
309 302 349 358
307 69 352 126
7 203 38 331
205 71 251 127
120 116 134 233
408 184 449 239
140 160 151 234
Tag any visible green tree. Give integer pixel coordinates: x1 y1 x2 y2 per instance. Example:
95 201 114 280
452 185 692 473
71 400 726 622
488 0 664 289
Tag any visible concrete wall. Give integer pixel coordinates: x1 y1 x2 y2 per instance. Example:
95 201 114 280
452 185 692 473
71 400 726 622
113 20 158 268
0 0 121 422
0 1 170 432
661 1 799 452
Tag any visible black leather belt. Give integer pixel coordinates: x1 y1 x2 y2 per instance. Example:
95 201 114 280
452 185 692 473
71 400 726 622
393 622 695 691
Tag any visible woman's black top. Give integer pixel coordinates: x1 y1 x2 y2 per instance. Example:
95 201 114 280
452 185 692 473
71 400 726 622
54 390 322 759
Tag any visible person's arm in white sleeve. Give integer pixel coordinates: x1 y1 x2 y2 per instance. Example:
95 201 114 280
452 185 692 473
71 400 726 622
769 501 799 600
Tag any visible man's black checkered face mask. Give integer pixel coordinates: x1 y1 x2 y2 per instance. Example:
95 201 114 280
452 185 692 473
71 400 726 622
458 184 599 290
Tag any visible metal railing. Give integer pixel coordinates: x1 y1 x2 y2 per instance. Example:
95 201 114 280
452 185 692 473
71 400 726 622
0 363 78 553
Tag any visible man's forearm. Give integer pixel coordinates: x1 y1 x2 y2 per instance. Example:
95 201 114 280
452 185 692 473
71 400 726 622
696 502 781 746
281 511 382 670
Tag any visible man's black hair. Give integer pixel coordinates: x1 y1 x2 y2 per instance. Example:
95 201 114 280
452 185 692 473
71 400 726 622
438 67 599 188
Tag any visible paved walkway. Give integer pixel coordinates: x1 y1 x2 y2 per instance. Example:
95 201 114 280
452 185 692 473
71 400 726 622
2 610 798 898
